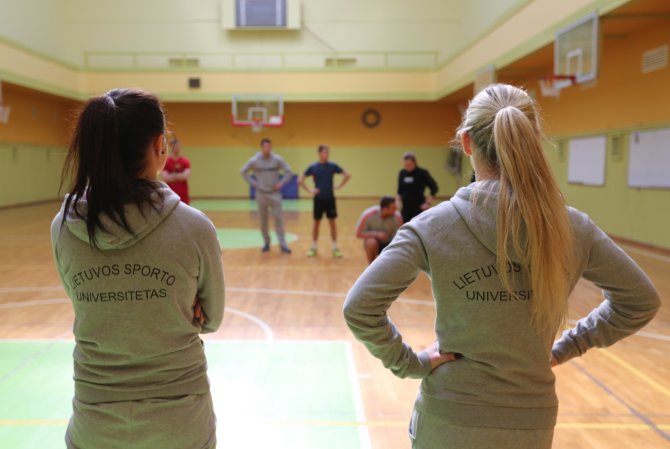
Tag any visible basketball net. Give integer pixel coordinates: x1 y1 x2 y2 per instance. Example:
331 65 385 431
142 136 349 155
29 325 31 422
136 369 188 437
251 120 263 133
538 75 576 98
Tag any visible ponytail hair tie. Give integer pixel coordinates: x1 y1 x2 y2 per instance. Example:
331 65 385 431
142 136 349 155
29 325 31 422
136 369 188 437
103 93 116 108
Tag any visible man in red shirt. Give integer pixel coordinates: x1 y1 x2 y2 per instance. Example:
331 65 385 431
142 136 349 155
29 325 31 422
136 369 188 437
161 136 191 204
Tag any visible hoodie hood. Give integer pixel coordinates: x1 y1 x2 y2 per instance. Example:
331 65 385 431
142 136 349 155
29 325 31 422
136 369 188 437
450 180 503 259
63 182 181 250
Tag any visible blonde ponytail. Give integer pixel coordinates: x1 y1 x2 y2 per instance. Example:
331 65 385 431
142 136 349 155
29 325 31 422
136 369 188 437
458 84 573 333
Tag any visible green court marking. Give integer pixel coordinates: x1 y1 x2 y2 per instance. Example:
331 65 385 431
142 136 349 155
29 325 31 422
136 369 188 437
192 199 313 212
207 341 364 449
0 341 365 449
0 342 74 449
215 228 299 249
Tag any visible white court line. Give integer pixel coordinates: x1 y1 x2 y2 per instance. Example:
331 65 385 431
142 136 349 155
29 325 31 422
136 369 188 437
618 244 670 264
345 341 372 449
567 319 670 342
632 330 670 342
0 297 274 341
221 307 274 341
227 286 343 298
227 286 434 306
0 339 73 343
0 286 64 293
0 298 68 309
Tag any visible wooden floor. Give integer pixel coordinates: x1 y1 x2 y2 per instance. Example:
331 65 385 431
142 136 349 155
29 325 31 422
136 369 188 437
1 199 668 449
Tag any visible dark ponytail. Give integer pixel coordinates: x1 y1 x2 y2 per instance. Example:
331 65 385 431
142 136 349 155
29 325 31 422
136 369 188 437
61 88 166 246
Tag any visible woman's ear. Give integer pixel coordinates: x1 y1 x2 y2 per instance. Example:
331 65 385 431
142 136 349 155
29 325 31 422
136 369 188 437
461 132 473 156
153 133 166 156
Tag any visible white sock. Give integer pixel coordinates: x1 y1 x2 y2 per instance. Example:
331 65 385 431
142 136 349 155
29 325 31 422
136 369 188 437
332 241 338 250
311 241 317 250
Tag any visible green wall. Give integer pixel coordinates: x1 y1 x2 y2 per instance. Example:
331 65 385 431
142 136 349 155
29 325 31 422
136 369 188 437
0 143 66 207
186 145 470 199
546 134 670 250
3 138 667 251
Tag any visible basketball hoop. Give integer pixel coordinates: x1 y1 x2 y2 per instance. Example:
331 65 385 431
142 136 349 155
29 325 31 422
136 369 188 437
539 75 576 98
251 120 264 133
232 94 284 133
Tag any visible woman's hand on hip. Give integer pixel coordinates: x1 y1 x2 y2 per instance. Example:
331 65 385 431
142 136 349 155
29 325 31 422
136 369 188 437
193 296 206 325
424 340 460 371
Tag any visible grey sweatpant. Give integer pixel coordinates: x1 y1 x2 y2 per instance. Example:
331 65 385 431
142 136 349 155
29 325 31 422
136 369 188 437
65 393 216 449
409 409 554 449
256 191 286 246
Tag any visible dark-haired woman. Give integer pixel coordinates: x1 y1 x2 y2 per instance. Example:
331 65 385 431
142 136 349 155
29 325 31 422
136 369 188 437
51 88 224 449
344 84 659 449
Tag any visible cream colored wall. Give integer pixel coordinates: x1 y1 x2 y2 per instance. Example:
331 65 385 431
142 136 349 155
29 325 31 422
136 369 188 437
0 41 83 100
0 0 66 64
0 0 525 68
82 71 439 102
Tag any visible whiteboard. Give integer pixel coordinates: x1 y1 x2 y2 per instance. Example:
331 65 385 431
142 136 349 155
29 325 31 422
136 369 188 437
628 128 670 188
568 136 607 186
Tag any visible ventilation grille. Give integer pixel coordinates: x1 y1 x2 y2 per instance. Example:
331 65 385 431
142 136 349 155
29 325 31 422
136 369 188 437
642 45 668 74
324 57 357 68
168 58 200 68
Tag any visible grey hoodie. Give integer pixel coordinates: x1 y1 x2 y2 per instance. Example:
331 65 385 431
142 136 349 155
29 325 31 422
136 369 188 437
240 151 293 194
51 183 225 403
343 181 659 430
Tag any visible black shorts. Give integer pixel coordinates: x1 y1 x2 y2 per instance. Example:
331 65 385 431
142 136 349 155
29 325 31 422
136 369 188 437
377 239 390 255
401 206 423 223
313 197 337 220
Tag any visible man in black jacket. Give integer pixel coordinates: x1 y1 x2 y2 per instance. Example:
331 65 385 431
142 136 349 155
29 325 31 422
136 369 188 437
396 152 439 223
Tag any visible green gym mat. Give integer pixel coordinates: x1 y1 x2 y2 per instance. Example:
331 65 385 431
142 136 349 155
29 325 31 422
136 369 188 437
0 340 369 449
192 199 313 212
215 228 299 250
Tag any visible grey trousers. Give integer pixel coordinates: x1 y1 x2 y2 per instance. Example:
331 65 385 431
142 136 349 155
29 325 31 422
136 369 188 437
65 393 216 449
409 409 554 449
256 191 286 246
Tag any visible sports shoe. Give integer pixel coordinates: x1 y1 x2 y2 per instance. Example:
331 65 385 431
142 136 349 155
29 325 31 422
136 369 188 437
280 245 292 254
261 243 270 252
307 248 317 257
332 248 343 258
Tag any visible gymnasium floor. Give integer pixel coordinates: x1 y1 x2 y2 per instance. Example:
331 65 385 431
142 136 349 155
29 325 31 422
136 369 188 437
0 198 668 449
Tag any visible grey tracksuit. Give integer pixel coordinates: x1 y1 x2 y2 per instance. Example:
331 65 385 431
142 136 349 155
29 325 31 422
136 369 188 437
343 181 660 449
240 151 293 246
51 184 225 449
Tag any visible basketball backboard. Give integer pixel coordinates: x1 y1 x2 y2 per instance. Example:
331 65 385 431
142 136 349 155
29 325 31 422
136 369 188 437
555 12 599 86
232 94 284 133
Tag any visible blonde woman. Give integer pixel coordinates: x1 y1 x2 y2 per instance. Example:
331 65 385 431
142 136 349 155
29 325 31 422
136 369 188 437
343 84 660 449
